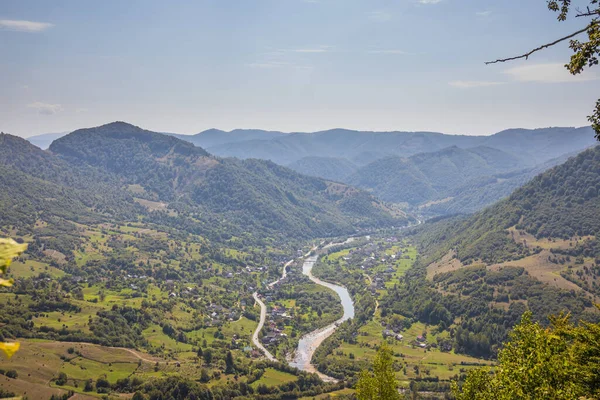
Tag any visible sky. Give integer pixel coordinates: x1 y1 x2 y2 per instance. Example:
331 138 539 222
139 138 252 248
1 0 599 137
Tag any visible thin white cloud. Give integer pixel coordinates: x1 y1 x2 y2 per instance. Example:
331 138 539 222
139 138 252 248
504 63 600 83
290 45 331 53
246 61 312 71
293 48 328 53
418 0 442 4
267 45 330 55
27 102 63 115
368 11 392 22
449 81 505 88
368 49 408 55
476 11 492 17
247 62 289 69
0 19 53 32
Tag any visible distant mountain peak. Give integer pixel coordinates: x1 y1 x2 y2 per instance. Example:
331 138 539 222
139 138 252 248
49 122 210 165
197 128 226 136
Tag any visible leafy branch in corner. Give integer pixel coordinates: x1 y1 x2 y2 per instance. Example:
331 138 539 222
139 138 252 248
487 0 600 140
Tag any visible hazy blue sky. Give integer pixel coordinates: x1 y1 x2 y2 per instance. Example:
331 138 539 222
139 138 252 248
1 0 599 137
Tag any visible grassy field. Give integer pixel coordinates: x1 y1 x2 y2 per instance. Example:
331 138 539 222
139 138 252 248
0 340 159 399
332 315 492 383
320 241 492 387
7 259 65 279
250 368 297 388
143 324 194 352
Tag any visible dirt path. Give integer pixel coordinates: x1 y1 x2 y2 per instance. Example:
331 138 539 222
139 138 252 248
110 347 163 364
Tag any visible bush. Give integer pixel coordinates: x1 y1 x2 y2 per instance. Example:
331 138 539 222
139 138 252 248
55 372 68 385
5 370 18 379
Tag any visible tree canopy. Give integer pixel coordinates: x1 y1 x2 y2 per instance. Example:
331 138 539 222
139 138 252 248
355 343 401 400
453 310 600 399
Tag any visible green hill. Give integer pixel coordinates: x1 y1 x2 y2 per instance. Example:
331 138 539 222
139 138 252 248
287 156 358 182
346 146 529 205
382 145 600 359
420 145 600 265
49 122 405 240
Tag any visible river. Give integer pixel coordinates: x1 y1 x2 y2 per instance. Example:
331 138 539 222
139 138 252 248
289 240 356 382
252 239 357 382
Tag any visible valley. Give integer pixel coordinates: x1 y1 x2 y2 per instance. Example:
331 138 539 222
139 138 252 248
4 2 600 397
0 122 599 399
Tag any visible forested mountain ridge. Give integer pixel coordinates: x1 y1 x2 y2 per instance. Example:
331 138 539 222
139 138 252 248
0 133 140 220
380 145 600 360
205 129 482 166
50 121 212 201
421 151 579 216
482 126 595 165
287 156 359 183
34 126 596 166
31 125 596 217
265 127 595 214
170 128 288 149
201 126 595 166
48 122 405 240
345 146 529 205
420 144 600 266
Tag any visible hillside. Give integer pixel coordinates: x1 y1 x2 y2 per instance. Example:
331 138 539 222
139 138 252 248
287 156 358 182
171 128 288 149
0 134 141 248
421 145 600 266
380 145 600 360
49 122 405 240
421 152 578 216
205 129 482 165
480 126 595 165
346 146 529 205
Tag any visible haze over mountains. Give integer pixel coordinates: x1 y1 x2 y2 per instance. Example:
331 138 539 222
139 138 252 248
3 120 600 399
4 122 404 249
26 132 68 150
192 126 594 166
25 125 596 218
190 127 595 215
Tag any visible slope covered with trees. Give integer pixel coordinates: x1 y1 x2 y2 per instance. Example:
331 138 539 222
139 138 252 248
381 145 600 360
346 146 529 205
48 122 404 240
287 156 358 183
419 144 600 265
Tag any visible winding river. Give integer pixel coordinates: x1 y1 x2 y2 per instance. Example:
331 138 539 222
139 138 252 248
252 239 357 382
289 239 356 382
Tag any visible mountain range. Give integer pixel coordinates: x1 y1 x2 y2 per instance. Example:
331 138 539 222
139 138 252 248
2 122 404 253
26 125 596 217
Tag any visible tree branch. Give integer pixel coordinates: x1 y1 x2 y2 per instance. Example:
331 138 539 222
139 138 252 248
485 25 591 64
575 6 600 17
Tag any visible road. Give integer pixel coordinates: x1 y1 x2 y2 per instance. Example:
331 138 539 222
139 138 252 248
252 239 358 374
268 258 294 288
251 292 278 362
